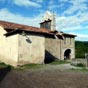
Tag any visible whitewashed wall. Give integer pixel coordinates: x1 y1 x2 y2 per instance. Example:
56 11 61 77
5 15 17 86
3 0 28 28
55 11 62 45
0 26 18 66
18 33 45 65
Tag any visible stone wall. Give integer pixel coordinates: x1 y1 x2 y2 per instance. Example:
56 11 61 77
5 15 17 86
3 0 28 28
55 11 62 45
0 26 76 66
45 38 61 63
0 26 18 66
18 33 45 65
71 59 87 66
45 37 75 61
61 37 75 60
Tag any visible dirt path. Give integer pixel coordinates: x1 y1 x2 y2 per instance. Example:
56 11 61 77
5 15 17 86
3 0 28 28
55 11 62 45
39 63 77 71
0 64 88 88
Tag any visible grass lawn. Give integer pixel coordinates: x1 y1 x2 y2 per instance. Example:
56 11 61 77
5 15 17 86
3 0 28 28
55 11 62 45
50 60 70 65
0 60 70 70
15 60 69 70
16 64 45 70
71 67 88 72
0 62 8 68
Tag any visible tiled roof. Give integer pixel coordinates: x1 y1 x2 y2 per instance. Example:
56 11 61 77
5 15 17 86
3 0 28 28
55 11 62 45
0 20 76 37
48 30 76 37
63 33 76 37
0 20 50 34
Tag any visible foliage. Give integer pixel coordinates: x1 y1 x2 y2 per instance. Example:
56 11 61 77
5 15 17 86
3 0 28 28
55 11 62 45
76 63 85 67
75 41 88 58
0 62 14 69
0 62 8 68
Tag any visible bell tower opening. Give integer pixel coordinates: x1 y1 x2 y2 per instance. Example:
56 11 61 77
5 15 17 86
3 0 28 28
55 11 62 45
40 19 52 30
40 11 56 31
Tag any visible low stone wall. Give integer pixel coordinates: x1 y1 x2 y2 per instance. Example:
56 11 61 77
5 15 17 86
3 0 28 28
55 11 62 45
71 59 88 66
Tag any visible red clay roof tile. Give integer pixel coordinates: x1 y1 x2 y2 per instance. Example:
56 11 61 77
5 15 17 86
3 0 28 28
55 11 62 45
0 20 76 37
0 20 50 34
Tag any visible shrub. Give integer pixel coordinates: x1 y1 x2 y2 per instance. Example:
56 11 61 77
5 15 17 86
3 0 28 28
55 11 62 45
76 63 85 67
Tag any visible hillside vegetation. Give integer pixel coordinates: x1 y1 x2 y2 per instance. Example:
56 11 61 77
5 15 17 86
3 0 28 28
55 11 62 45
75 41 88 58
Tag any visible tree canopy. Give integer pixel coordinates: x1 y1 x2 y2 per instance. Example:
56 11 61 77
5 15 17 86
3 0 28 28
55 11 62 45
75 41 88 58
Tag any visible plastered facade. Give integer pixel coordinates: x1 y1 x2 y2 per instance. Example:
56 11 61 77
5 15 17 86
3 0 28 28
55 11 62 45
0 26 45 66
18 33 45 65
0 25 75 66
0 26 18 66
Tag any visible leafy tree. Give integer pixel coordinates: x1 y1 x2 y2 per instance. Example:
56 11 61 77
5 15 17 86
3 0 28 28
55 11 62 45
75 41 88 58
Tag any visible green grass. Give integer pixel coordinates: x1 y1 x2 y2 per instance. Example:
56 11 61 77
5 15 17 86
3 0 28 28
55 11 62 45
16 60 70 70
71 67 88 72
71 63 86 68
71 63 88 72
76 63 85 67
16 64 45 70
50 60 70 65
0 62 8 68
0 62 14 69
0 60 70 70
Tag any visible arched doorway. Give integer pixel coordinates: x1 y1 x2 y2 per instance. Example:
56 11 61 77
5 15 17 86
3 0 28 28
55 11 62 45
64 49 71 60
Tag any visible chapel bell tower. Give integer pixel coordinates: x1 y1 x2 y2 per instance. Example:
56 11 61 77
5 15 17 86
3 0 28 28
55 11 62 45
40 11 56 31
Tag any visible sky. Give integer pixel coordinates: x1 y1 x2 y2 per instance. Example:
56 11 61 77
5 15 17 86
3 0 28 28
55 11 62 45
0 0 88 41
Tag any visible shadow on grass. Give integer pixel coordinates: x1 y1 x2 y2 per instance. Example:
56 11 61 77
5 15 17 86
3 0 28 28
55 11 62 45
0 66 11 82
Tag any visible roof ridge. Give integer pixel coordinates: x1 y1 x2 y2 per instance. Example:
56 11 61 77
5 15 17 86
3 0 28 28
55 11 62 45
0 20 40 29
0 20 51 33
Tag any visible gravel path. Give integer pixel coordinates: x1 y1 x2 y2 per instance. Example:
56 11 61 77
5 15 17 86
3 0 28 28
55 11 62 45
0 64 88 88
37 63 78 71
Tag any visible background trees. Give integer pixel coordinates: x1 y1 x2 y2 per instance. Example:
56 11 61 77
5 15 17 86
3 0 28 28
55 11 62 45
75 41 88 58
